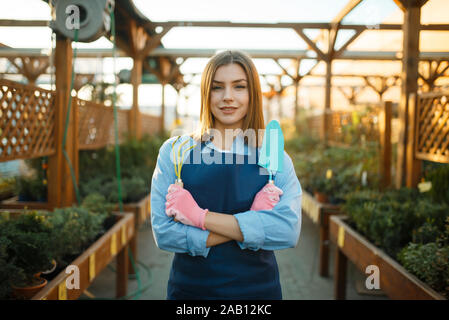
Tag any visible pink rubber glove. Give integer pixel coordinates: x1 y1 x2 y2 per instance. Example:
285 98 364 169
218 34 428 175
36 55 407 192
250 183 284 211
165 184 208 230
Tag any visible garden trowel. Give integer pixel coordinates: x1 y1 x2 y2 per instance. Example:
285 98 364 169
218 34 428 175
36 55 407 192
258 120 284 184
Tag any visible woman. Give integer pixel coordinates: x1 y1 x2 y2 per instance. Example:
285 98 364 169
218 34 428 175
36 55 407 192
151 50 302 300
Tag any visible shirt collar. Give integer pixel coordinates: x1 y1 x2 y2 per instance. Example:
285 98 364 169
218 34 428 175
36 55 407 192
202 131 249 155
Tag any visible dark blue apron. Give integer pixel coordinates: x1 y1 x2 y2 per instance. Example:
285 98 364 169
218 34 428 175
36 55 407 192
167 142 282 300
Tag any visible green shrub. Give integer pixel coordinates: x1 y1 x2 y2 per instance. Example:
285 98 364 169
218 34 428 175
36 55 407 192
1 212 55 287
398 243 449 298
343 188 449 258
46 207 107 265
15 175 47 201
425 164 449 205
0 235 24 299
78 132 167 204
81 193 115 217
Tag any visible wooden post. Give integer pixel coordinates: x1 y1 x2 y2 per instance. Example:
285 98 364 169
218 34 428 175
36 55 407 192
406 93 421 187
396 3 421 188
129 56 142 140
319 210 330 277
294 79 300 125
324 59 332 142
116 245 129 298
379 101 392 189
334 247 347 300
48 36 77 209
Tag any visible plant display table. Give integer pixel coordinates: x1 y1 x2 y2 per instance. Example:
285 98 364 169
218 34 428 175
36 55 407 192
27 211 135 300
301 190 340 277
116 193 151 274
329 215 446 300
0 193 150 275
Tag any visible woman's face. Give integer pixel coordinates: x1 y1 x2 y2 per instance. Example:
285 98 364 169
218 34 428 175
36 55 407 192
210 63 249 131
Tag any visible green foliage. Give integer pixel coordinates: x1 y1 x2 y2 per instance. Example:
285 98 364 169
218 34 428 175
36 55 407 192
15 175 47 201
425 164 449 205
0 235 24 299
1 212 54 287
343 188 449 258
287 138 380 203
0 176 16 197
78 132 168 204
398 243 449 298
14 157 47 201
81 193 115 217
0 200 112 298
413 221 444 245
46 207 107 265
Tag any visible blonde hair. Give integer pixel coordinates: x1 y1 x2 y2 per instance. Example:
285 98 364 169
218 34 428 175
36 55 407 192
191 50 265 148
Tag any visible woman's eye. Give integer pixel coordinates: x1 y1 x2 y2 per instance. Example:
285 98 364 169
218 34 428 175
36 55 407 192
235 85 247 89
212 86 222 90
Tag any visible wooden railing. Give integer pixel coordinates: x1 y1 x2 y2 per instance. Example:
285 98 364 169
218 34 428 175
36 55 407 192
405 91 449 187
0 79 57 162
414 91 449 163
0 80 162 163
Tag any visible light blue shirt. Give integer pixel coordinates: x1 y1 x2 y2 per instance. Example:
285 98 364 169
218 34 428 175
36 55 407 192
150 133 302 258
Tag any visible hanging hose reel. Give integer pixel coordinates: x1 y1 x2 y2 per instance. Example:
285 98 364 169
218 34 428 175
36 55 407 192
50 0 115 42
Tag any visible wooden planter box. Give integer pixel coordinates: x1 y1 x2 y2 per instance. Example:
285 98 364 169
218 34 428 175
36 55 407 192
301 190 340 277
329 215 446 300
1 209 135 300
33 211 135 300
0 196 50 210
0 192 151 275
115 193 151 274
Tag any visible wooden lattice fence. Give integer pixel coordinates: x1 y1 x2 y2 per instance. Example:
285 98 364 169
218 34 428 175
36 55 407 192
141 113 161 137
77 98 114 150
0 80 162 163
414 91 449 163
0 79 57 162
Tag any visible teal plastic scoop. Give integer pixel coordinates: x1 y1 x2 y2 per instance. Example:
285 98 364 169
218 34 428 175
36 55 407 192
258 120 284 184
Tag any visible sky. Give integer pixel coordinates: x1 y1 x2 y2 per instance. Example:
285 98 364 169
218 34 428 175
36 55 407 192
0 0 401 127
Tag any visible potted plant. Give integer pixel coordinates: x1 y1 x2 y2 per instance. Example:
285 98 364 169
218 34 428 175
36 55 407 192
310 176 331 203
2 211 55 299
0 234 24 299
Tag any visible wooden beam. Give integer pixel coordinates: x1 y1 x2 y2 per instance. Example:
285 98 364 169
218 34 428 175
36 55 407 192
4 19 449 30
140 26 172 58
396 4 421 188
405 93 421 187
332 0 364 25
324 59 332 142
48 36 77 209
293 28 327 61
129 56 142 139
0 19 48 27
379 101 392 189
333 28 364 58
394 0 407 12
3 47 449 61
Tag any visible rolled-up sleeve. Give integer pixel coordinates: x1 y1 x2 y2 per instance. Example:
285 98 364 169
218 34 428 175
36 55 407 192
150 136 211 257
234 151 302 251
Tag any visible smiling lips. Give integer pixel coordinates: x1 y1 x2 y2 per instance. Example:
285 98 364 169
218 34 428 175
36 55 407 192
220 106 238 114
